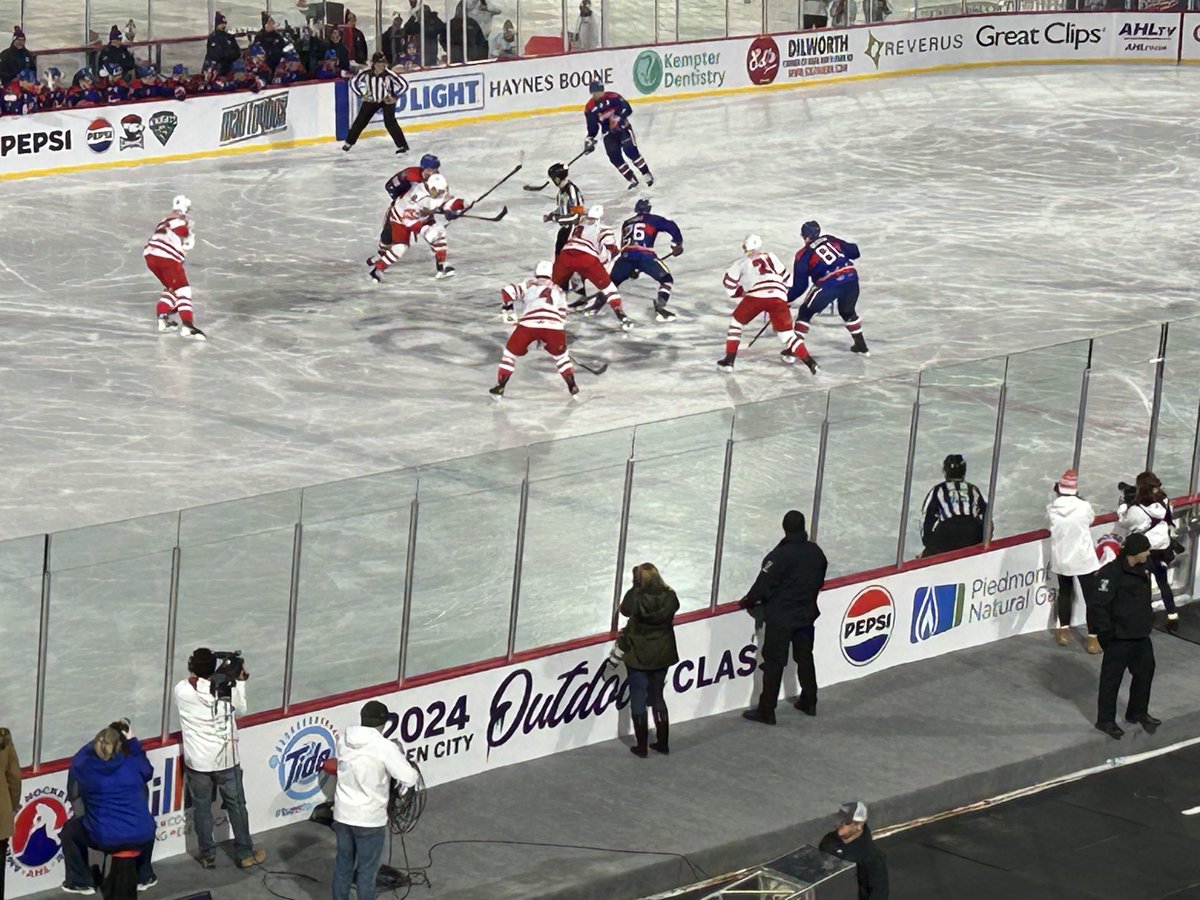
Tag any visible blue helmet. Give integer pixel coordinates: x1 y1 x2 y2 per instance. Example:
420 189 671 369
77 67 95 81
47 66 62 79
588 80 603 93
172 64 188 76
801 220 821 241
137 64 157 78
324 49 338 59
17 68 34 82
231 60 247 73
634 199 651 215
420 153 440 170
103 63 123 78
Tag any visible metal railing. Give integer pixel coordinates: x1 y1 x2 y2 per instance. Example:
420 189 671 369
3 314 1200 770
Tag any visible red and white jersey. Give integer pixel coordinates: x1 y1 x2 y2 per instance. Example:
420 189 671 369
388 183 465 229
143 213 191 262
501 276 569 331
722 250 791 302
562 219 618 263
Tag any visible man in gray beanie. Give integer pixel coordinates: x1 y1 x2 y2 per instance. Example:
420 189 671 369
1090 532 1160 739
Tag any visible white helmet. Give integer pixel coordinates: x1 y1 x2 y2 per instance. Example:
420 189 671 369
742 234 763 254
426 173 448 196
172 194 191 214
534 260 553 279
585 204 604 220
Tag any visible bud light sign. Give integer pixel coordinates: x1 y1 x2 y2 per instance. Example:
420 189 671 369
394 73 484 119
840 585 894 667
269 716 336 801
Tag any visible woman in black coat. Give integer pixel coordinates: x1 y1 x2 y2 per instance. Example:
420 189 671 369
618 563 680 758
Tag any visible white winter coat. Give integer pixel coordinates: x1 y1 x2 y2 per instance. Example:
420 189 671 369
1047 494 1100 576
174 677 246 772
333 726 419 829
1118 500 1171 550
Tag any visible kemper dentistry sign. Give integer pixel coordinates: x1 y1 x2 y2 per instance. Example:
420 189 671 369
11 524 1148 897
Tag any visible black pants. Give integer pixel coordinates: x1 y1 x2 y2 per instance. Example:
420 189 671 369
555 225 572 255
60 817 155 888
346 101 408 149
758 623 817 713
1097 636 1155 724
1148 551 1177 614
1056 571 1100 630
1 837 6 899
803 14 828 28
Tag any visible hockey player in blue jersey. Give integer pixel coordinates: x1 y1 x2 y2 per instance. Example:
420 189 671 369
787 221 870 358
583 80 654 189
610 199 682 322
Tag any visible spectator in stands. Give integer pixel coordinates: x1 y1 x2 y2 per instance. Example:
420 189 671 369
819 802 889 900
448 8 488 63
803 0 830 29
328 27 351 72
1047 468 1102 655
404 0 447 67
39 67 67 108
382 13 405 64
256 14 288 72
865 0 892 21
490 18 518 58
0 726 21 900
97 25 136 79
740 510 827 725
330 701 419 900
343 12 369 65
571 0 599 50
273 50 307 84
920 454 987 557
68 69 103 106
205 11 243 76
466 0 502 37
61 721 157 894
1118 471 1181 633
304 24 329 74
1090 533 1160 739
0 27 34 86
829 0 858 25
616 562 680 758
316 48 341 78
2 70 39 114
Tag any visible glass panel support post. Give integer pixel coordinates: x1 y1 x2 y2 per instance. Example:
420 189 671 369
709 438 736 610
158 544 182 740
895 387 922 567
31 534 51 772
610 457 636 633
397 495 419 684
1072 340 1093 473
810 394 832 542
506 462 531 660
281 522 303 713
983 358 1010 548
1146 323 1168 472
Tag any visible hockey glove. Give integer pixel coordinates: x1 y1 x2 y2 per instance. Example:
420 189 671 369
671 243 683 257
628 270 639 279
501 305 517 324
583 137 596 154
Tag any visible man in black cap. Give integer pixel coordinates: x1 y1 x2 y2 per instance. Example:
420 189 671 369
819 801 889 899
331 700 419 900
1090 532 1160 739
0 26 35 85
204 11 242 75
920 453 988 557
739 510 828 724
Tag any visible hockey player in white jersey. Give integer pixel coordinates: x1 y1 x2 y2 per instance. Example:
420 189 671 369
368 173 466 282
718 235 816 374
552 206 632 330
143 194 205 339
491 261 579 398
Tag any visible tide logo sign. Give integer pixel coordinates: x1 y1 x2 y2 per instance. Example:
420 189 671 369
840 585 894 667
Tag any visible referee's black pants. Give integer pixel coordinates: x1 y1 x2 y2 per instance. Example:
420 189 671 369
346 100 408 150
1097 635 1155 724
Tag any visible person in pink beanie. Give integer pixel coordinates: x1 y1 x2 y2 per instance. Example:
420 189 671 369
1047 468 1102 654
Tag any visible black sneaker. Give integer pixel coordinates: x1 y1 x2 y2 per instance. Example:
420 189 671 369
742 708 776 726
1094 721 1124 740
198 855 216 869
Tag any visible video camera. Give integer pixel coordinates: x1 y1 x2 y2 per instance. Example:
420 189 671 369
1118 481 1137 505
209 651 245 700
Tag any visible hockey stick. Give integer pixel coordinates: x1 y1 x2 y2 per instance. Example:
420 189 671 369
746 285 814 348
574 357 609 376
450 205 507 223
522 148 589 192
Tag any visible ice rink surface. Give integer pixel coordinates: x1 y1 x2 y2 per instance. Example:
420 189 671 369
6 64 1200 758
3 64 1198 541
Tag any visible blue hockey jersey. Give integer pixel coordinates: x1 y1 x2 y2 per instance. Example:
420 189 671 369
619 213 682 257
788 235 859 301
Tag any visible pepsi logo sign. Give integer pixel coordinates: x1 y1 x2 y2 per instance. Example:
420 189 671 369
85 117 114 153
840 585 894 667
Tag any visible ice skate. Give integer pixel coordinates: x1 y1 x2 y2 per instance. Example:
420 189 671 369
801 354 820 375
851 333 870 356
369 268 383 284
341 142 351 152
435 263 456 279
625 179 639 191
489 383 505 398
654 302 676 322
180 323 207 341
645 174 655 187
617 313 635 331
157 314 178 333
566 376 580 397
717 353 736 372
779 348 797 365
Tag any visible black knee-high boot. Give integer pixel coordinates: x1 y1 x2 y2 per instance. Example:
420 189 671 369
631 713 649 758
650 710 669 754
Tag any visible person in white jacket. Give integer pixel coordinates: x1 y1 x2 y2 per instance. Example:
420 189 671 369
1046 469 1102 654
332 701 419 900
1117 471 1180 632
173 647 266 870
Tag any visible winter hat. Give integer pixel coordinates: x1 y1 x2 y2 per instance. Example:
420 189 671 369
1057 468 1078 496
782 510 806 536
12 25 24 42
215 11 227 26
109 25 122 41
838 801 869 824
189 647 217 678
361 700 390 727
1122 533 1151 556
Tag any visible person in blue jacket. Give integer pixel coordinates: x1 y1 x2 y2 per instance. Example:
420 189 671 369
61 721 157 894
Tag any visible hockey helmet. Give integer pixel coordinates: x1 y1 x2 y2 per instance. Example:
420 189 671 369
17 68 34 83
172 194 192 214
588 80 604 93
742 234 763 253
171 64 188 77
634 199 652 215
420 153 441 171
426 173 448 196
103 63 123 79
324 49 338 59
801 220 821 241
534 260 553 279
585 205 604 220
547 162 568 183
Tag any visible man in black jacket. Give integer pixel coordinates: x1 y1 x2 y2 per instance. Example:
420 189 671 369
255 14 288 72
204 11 242 75
740 510 828 724
403 0 446 66
819 801 889 900
96 26 136 79
1089 532 1160 739
0 27 35 85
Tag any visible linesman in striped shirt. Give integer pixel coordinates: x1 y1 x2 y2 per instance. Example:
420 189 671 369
342 52 410 154
921 454 988 557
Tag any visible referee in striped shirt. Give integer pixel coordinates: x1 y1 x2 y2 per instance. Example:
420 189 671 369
920 453 988 557
342 52 410 154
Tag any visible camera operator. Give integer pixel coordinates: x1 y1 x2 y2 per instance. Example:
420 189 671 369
330 701 419 900
61 721 157 894
173 647 266 870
